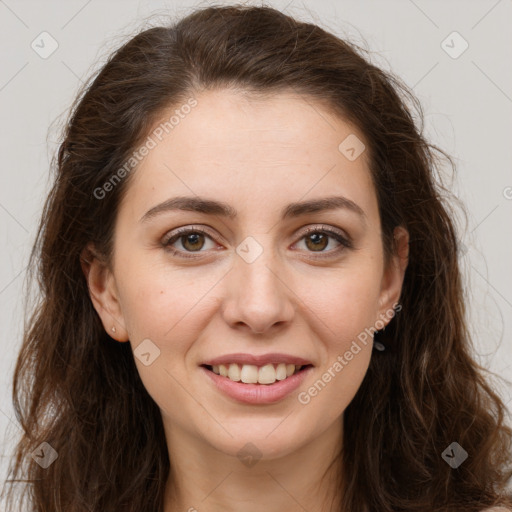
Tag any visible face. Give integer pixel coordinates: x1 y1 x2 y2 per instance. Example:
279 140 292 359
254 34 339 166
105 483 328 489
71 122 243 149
85 88 408 461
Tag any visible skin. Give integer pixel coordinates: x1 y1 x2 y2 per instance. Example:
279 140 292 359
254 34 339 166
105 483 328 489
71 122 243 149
82 88 409 512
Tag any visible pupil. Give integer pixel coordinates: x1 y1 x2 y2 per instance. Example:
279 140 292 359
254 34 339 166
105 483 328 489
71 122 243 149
307 233 327 251
184 233 203 251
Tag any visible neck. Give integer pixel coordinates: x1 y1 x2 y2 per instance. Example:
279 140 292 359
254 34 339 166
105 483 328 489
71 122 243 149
163 416 344 512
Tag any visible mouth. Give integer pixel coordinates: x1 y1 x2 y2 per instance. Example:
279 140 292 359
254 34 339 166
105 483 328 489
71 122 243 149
201 363 314 385
200 362 315 404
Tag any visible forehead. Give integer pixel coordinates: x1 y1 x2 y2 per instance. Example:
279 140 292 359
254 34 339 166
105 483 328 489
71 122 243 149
165 88 361 156
119 88 378 224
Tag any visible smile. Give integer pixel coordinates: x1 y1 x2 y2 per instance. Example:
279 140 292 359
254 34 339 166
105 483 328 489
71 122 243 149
203 363 312 385
200 363 314 404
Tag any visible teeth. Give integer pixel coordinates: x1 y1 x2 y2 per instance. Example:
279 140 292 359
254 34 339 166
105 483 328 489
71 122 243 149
258 364 276 384
228 363 241 382
241 364 259 384
210 363 306 384
275 363 287 380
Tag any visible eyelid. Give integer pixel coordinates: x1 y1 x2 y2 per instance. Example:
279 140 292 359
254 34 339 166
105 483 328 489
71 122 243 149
297 224 351 242
162 225 221 244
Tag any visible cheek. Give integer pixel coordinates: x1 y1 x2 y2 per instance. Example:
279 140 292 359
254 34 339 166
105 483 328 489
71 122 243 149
302 342 372 430
298 273 377 419
296 266 379 413
307 266 383 348
117 258 220 347
115 263 219 421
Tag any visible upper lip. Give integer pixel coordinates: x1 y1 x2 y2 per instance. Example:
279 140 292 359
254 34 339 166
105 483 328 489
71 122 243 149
202 353 314 367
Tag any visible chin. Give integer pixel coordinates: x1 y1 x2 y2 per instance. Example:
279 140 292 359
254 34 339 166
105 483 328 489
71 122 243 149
200 417 313 461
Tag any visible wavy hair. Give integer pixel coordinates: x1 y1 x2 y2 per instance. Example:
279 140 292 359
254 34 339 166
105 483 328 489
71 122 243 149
2 4 512 511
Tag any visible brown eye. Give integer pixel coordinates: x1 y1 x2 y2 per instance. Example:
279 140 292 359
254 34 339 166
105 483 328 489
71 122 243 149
295 226 353 258
304 232 329 252
179 232 205 252
162 227 217 258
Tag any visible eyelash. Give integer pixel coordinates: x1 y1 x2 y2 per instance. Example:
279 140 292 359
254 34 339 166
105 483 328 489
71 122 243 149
161 224 353 260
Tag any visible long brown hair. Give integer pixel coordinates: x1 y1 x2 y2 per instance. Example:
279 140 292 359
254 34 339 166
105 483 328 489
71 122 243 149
2 4 511 511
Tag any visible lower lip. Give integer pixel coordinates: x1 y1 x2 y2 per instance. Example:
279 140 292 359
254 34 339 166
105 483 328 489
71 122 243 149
200 365 313 405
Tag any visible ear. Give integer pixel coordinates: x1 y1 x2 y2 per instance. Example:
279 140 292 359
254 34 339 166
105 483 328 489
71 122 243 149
376 226 409 325
80 242 129 342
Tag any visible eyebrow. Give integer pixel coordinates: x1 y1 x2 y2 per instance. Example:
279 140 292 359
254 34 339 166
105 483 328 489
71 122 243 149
139 195 367 224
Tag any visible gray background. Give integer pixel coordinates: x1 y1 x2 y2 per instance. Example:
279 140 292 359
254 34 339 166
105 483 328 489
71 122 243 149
1 0 511 493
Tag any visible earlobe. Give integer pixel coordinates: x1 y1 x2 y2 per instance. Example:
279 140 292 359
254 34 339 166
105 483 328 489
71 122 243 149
80 243 129 342
377 226 409 325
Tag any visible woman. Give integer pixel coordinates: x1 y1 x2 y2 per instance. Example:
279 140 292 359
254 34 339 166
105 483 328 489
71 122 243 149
2 4 511 512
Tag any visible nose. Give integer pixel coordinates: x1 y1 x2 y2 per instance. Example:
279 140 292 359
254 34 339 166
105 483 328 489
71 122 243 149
221 243 295 335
